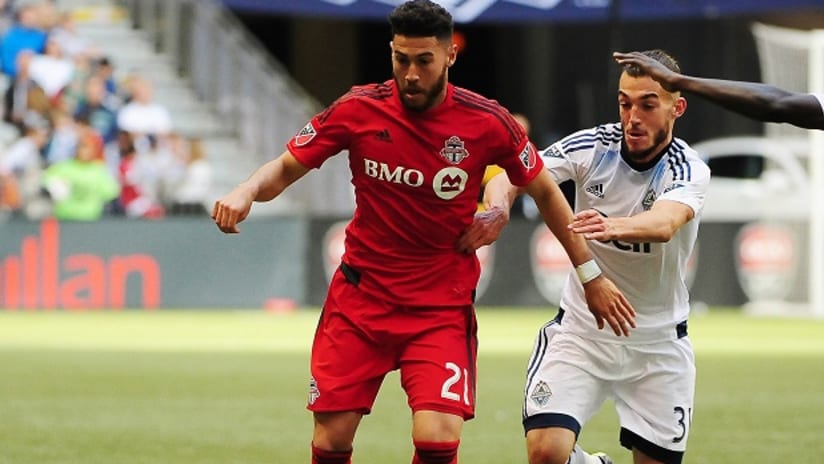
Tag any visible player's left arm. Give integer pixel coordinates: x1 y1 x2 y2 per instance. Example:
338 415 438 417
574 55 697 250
454 170 516 253
523 169 588 260
526 169 636 337
570 200 695 243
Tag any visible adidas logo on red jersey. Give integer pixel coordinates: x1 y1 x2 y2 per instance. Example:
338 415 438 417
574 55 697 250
375 129 392 142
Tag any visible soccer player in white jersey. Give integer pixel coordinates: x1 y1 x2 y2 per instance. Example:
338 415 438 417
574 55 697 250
613 50 824 130
479 49 710 464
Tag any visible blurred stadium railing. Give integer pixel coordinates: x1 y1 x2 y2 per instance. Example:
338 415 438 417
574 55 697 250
80 0 355 216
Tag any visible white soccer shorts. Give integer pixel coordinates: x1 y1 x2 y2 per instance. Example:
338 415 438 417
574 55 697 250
523 321 695 453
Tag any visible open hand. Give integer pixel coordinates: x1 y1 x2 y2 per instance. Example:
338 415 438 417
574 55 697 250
583 275 636 337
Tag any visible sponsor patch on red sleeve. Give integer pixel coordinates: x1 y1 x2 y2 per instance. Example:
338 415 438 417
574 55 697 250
294 122 317 146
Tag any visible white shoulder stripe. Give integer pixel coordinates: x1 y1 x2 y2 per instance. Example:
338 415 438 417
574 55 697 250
560 124 622 153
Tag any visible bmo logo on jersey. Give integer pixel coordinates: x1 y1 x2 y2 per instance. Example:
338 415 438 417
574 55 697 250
364 159 468 200
364 159 425 187
433 167 468 200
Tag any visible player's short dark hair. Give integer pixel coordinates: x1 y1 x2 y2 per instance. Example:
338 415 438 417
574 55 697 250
623 49 681 76
388 0 453 42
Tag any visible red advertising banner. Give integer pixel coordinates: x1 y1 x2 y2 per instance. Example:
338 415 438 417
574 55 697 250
0 217 306 310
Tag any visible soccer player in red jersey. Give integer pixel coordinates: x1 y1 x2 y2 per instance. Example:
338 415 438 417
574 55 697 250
212 1 635 463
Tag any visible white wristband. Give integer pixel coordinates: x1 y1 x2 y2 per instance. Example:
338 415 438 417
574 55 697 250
575 259 602 284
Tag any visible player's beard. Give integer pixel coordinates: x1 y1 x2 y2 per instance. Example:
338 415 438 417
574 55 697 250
397 64 448 112
623 127 669 163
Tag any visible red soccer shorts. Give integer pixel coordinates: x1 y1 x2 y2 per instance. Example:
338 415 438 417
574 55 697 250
307 268 478 420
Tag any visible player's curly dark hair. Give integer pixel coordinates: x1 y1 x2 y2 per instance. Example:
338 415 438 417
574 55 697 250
623 49 681 76
388 0 453 41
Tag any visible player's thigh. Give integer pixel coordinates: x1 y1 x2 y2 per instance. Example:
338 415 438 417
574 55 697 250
399 305 477 420
310 273 396 414
615 337 695 456
523 328 611 436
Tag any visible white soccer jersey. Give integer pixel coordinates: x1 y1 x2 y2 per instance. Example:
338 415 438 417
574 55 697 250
542 122 710 343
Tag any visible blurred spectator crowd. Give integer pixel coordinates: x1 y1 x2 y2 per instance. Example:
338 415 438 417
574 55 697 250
0 0 212 221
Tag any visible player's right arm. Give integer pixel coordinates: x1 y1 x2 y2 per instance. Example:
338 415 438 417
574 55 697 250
666 77 824 129
614 51 824 130
212 150 309 234
570 200 695 243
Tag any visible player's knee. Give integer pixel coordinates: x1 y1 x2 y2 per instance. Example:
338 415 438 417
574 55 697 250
526 429 575 464
526 443 570 464
411 410 464 442
313 412 361 450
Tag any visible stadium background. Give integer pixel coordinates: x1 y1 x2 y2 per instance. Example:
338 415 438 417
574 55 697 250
234 5 822 146
2 0 821 310
1 2 823 464
234 0 821 311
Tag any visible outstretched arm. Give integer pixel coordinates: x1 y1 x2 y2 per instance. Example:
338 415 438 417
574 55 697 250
212 150 310 233
525 170 636 337
570 200 694 244
613 51 824 130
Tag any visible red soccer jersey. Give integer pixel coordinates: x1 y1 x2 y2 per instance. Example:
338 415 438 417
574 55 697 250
287 80 543 306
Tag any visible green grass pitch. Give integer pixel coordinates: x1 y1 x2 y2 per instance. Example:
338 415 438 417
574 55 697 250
0 308 823 463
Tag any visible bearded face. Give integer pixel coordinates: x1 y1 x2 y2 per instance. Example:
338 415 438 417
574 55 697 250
391 35 455 112
618 73 685 163
396 62 448 112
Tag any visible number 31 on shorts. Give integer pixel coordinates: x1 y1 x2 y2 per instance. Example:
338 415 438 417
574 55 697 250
441 362 470 406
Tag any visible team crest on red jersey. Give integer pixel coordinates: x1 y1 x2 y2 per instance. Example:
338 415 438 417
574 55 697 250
294 122 317 146
519 142 538 170
440 136 470 165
